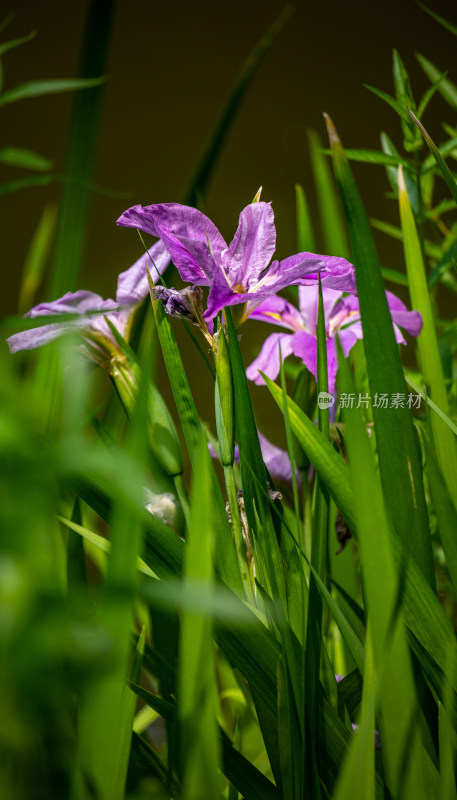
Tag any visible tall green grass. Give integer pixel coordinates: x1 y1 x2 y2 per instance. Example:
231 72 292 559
2 5 457 800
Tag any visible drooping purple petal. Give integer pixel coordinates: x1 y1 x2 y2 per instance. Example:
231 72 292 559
7 291 119 354
204 252 357 321
258 432 301 485
245 332 295 385
248 296 303 331
24 290 117 318
386 291 423 337
116 239 171 305
281 253 357 293
117 203 227 284
223 202 276 288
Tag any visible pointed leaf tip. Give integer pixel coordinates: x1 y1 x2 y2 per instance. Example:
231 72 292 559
252 186 263 203
397 163 406 194
323 113 341 147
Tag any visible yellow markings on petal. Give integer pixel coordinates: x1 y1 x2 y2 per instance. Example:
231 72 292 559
264 312 282 321
231 283 246 294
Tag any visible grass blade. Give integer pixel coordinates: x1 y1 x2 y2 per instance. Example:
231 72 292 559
407 108 457 204
295 183 316 252
18 204 56 314
152 297 242 595
183 5 294 205
0 76 105 106
416 53 457 110
179 433 221 800
308 129 349 257
418 3 457 37
325 113 434 589
398 165 457 507
48 0 115 298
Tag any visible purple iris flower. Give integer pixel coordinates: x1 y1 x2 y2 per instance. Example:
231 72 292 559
117 200 356 321
246 286 422 393
6 240 170 355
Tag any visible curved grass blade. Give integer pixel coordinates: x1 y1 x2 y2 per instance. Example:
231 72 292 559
75 323 153 800
407 108 457 205
324 113 434 589
398 165 457 506
308 129 350 257
131 683 282 800
18 204 56 314
303 280 330 798
48 0 115 298
58 514 158 579
295 183 316 252
319 148 409 167
183 5 294 206
405 375 457 437
179 432 221 800
422 439 457 595
263 377 457 719
0 75 105 106
364 83 410 122
416 54 457 110
337 343 438 798
418 3 457 37
0 146 52 170
0 29 35 56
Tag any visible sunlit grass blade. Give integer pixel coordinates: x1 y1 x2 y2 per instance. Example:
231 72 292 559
48 0 115 298
183 4 294 206
325 113 434 589
407 108 457 204
308 129 349 257
398 165 457 507
58 515 158 579
179 432 221 800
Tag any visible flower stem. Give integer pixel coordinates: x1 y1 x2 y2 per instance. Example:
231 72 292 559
223 464 255 603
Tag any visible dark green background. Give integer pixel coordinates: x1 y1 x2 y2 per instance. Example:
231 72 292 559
1 0 455 362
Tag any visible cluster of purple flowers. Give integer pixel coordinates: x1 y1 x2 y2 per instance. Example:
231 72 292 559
7 195 422 479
